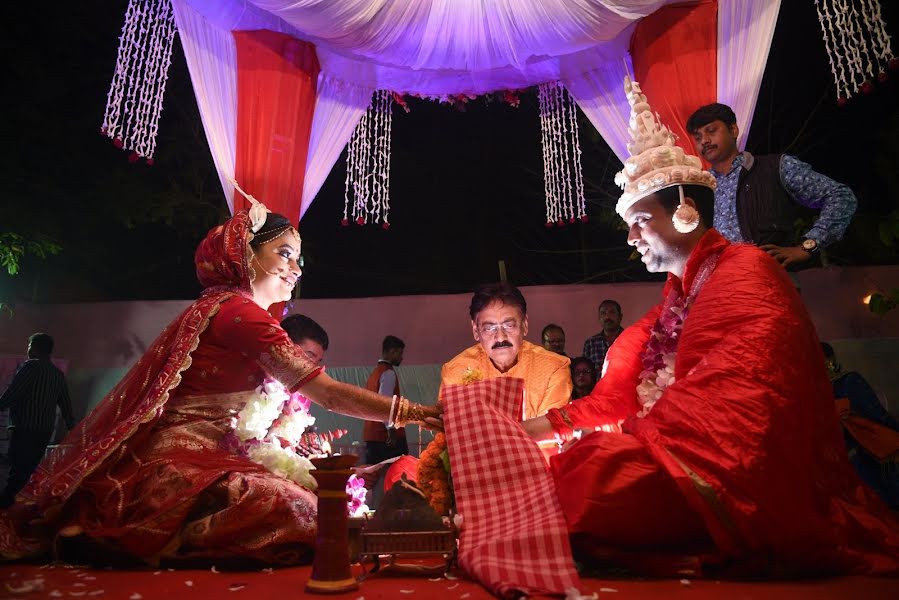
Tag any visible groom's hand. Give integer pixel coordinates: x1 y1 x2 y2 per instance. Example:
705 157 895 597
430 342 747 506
420 402 444 432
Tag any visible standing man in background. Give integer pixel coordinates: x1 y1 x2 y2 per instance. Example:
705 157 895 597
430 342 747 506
582 299 624 374
0 333 75 507
686 103 856 268
363 335 408 507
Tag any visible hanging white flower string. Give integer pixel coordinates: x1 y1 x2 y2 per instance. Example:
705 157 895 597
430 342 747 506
814 0 897 106
101 0 177 164
343 90 394 229
538 81 587 227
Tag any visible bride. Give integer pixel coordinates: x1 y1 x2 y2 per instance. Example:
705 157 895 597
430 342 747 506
0 200 440 566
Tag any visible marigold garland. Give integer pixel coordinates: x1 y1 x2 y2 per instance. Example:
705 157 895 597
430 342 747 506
417 432 454 516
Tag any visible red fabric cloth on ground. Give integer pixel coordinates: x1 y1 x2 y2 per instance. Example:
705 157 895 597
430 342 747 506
5 563 898 600
631 0 717 160
547 230 899 576
444 377 581 598
554 432 710 549
384 455 419 492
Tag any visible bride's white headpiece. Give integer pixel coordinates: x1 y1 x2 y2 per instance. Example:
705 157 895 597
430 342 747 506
230 178 271 233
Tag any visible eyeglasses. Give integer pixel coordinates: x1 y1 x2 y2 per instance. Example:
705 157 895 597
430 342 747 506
479 320 520 335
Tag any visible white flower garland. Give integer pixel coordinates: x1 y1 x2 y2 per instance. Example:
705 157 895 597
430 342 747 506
228 379 369 516
229 380 317 490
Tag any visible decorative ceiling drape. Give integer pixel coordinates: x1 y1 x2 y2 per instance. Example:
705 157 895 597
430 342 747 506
563 27 636 163
233 31 319 222
630 0 718 158
168 0 782 218
717 0 782 150
170 0 238 212
300 76 374 220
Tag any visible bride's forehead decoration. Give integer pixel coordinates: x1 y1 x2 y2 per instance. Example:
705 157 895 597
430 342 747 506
230 179 301 247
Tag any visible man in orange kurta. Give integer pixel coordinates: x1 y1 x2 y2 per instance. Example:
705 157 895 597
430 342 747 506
441 282 571 418
383 283 571 489
441 340 570 419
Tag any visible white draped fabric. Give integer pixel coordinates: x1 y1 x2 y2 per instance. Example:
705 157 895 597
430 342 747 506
563 27 635 164
171 0 782 213
171 0 239 212
248 0 670 73
300 76 374 220
717 0 782 151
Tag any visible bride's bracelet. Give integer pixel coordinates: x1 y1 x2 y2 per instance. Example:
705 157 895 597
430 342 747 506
387 394 400 428
393 397 429 428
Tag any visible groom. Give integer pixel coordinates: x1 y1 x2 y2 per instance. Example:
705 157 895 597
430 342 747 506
511 77 898 576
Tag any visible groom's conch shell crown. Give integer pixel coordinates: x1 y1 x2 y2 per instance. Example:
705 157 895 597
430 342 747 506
614 76 716 217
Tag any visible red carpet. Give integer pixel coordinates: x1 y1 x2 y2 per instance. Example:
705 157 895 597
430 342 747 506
2 561 897 599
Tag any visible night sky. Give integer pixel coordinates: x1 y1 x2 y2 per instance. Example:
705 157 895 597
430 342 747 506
3 1 898 304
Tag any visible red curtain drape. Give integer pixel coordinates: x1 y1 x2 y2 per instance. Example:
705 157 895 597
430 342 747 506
233 31 319 224
233 31 319 320
630 0 717 159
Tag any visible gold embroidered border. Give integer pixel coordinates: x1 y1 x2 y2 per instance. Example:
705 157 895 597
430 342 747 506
41 295 232 511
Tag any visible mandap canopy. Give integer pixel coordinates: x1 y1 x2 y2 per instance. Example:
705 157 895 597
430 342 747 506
106 0 781 225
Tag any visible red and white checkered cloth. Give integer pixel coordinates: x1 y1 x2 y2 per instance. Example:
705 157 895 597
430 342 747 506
443 377 581 598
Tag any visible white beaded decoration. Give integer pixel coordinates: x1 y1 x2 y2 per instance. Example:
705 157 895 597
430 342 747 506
101 0 177 162
814 0 896 103
538 81 587 227
343 90 394 228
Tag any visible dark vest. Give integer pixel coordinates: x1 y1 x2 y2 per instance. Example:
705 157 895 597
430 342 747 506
735 153 797 246
362 361 405 442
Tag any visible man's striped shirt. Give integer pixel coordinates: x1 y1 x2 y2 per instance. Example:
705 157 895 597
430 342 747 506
0 358 74 431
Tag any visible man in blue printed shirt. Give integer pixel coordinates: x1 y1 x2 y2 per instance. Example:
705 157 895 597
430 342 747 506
686 103 856 268
582 299 624 375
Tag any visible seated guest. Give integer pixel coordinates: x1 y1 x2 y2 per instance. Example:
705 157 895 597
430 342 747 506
476 78 896 579
0 200 439 565
823 342 899 508
541 324 567 356
442 282 571 418
384 284 571 491
281 313 329 366
582 299 623 374
569 356 596 400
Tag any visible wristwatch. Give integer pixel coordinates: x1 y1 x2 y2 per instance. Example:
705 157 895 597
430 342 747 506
801 238 819 254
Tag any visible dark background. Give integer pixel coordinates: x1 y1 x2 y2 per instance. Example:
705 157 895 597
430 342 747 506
2 0 897 304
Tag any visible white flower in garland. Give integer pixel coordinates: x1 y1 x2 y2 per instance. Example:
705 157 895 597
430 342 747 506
346 474 369 517
636 352 676 418
228 379 361 514
270 408 316 444
232 382 289 442
229 380 317 491
247 444 318 491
